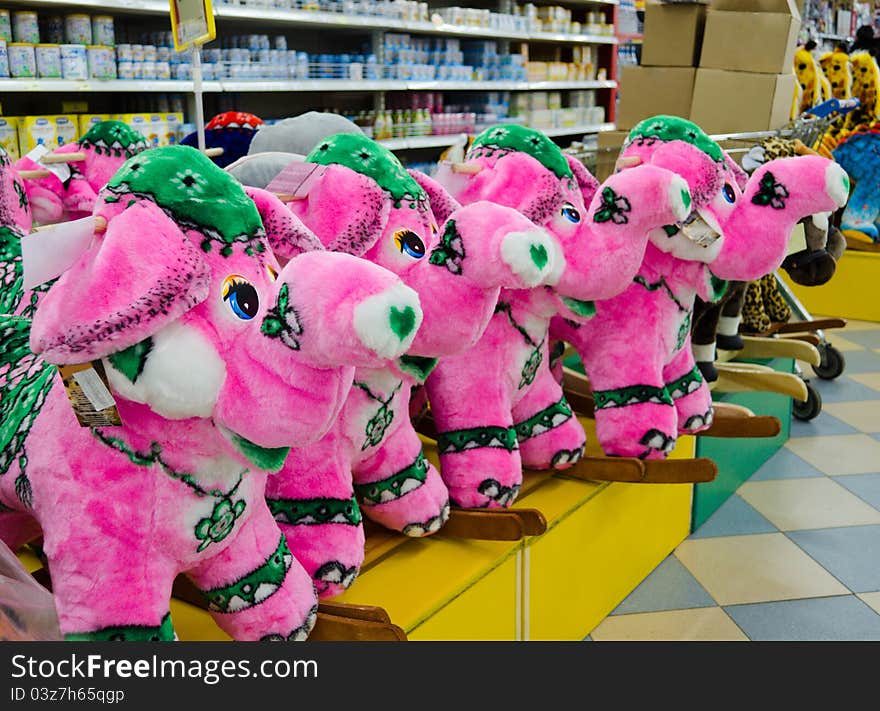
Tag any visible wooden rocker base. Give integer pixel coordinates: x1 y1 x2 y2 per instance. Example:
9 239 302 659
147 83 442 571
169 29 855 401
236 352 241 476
441 507 547 539
762 317 847 336
714 362 808 401
560 455 718 484
733 335 821 366
702 402 782 438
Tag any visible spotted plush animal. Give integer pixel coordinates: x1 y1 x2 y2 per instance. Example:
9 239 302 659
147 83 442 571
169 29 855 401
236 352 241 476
819 49 852 100
794 46 832 116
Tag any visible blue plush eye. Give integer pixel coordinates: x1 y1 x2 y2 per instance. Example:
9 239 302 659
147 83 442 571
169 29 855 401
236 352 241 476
560 202 581 223
394 229 426 259
722 183 737 204
222 275 259 320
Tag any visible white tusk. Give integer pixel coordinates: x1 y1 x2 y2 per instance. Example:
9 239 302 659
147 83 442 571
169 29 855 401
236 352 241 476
451 162 482 174
18 169 52 179
204 147 224 157
811 211 830 231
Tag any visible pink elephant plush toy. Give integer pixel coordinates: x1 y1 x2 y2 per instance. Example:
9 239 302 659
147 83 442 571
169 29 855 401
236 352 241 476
245 133 558 595
551 116 850 459
0 145 423 640
16 120 149 223
431 124 693 507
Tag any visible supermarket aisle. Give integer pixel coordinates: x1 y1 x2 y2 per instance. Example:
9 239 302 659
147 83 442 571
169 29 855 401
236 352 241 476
590 319 880 641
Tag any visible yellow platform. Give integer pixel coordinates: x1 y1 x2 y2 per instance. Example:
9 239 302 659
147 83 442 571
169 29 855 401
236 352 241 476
781 249 880 323
21 419 695 641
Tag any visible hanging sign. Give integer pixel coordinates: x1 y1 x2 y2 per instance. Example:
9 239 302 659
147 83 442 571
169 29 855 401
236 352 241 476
169 0 216 51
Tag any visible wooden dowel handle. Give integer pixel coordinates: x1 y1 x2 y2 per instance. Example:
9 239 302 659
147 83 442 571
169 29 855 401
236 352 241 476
41 152 87 164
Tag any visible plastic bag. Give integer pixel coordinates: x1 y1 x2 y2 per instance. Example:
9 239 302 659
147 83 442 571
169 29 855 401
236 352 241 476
0 540 61 641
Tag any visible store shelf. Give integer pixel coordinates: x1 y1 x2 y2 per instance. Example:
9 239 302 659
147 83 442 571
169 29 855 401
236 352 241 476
543 122 615 136
1 0 169 15
214 6 617 45
0 77 616 94
378 133 468 151
218 79 407 92
0 78 222 92
530 32 617 44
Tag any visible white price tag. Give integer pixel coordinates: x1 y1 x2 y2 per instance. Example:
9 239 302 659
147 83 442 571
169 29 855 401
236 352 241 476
21 216 97 290
26 144 71 183
72 368 117 412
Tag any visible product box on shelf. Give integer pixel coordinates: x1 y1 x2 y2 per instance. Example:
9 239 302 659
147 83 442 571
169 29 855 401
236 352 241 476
641 1 708 67
164 112 183 145
17 114 79 153
78 113 110 135
689 68 796 134
699 0 801 75
0 117 21 160
616 65 696 130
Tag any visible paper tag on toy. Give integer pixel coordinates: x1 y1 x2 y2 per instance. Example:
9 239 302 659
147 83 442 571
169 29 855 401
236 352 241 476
266 162 328 200
25 145 71 183
58 362 122 427
21 216 97 290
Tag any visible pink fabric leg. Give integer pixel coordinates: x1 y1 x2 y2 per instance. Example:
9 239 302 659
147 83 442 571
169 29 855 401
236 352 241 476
187 504 318 641
426 360 522 509
666 341 714 435
513 361 585 470
264 433 364 599
355 421 450 536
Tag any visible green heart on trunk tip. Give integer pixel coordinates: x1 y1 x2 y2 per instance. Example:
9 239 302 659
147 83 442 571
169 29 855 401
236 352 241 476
529 243 549 270
389 305 417 340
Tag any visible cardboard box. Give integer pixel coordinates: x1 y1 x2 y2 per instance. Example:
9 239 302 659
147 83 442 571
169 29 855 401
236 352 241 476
617 66 696 130
596 129 629 181
689 68 796 134
642 2 708 67
699 0 801 75
54 115 79 146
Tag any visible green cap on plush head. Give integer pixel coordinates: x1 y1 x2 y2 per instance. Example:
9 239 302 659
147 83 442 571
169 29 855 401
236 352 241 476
306 133 426 208
105 145 265 256
468 124 572 179
79 120 150 158
627 115 723 162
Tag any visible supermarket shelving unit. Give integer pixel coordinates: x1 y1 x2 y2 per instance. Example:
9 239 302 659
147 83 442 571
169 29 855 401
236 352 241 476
0 0 622 151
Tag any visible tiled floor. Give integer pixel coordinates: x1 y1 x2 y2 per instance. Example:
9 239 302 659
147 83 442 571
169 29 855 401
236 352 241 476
590 320 880 641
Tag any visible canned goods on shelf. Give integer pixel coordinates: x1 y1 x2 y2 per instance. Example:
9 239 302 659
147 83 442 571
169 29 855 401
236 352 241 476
12 11 39 44
0 40 9 78
36 44 62 78
45 15 65 44
65 14 92 45
117 60 134 80
87 45 114 79
8 43 36 78
0 10 12 43
92 15 114 47
131 44 144 62
60 43 88 79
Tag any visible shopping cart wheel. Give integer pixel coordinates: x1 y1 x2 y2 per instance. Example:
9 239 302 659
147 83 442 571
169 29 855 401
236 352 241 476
812 343 846 380
793 381 822 421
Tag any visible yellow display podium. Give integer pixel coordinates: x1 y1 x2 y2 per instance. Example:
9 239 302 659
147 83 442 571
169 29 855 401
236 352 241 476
20 419 695 642
781 250 880 323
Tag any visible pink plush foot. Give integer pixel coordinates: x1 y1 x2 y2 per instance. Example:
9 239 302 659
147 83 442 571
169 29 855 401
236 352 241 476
594 401 678 460
355 421 450 535
437 433 523 508
513 363 585 469
515 400 585 469
273 504 364 599
265 439 365 598
665 349 714 435
188 507 319 640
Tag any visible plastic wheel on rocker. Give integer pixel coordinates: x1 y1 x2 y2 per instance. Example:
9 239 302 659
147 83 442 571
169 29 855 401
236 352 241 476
793 381 822 421
812 343 846 380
